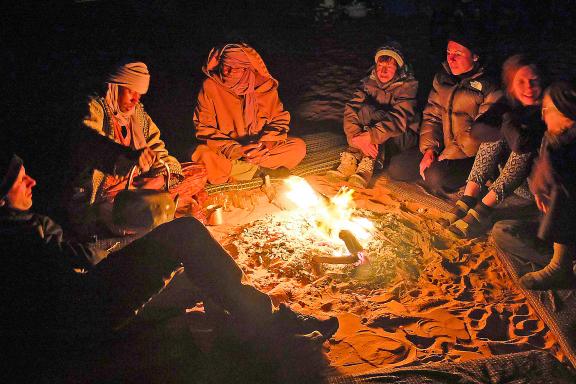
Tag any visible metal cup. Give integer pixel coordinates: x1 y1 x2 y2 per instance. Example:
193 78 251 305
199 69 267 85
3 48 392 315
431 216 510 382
206 204 223 226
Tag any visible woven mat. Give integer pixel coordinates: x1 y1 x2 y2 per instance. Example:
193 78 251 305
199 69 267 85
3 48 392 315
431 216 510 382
494 236 576 369
326 350 575 384
205 131 347 194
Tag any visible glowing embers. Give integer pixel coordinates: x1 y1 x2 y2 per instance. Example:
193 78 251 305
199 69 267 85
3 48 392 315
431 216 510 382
232 177 423 287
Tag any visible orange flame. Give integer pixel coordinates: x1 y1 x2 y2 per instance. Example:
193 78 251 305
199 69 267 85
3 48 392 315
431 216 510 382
283 176 374 254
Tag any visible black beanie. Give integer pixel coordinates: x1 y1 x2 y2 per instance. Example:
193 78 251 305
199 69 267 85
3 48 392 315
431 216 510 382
0 154 23 199
548 80 576 121
447 28 481 55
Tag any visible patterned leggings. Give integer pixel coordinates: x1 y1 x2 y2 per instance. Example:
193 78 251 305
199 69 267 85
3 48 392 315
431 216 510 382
467 139 534 203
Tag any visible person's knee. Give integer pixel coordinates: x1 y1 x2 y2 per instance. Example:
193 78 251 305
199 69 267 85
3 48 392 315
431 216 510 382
154 217 206 240
290 137 307 161
281 137 307 169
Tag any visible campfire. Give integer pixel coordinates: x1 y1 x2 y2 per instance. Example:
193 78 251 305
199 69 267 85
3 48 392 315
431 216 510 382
231 177 423 287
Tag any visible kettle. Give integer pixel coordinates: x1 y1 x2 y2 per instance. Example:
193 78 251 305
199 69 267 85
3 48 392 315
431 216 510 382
112 161 179 232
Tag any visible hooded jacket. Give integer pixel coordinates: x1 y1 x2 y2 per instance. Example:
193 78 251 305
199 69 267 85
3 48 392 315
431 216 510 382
420 62 502 159
193 44 291 159
343 62 419 146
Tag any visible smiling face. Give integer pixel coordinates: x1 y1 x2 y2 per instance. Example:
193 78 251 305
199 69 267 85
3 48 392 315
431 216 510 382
446 40 477 75
511 65 542 106
376 56 398 83
117 86 141 113
3 166 36 211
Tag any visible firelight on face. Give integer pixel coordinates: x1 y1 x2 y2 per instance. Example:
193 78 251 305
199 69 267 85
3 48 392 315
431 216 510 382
446 40 477 76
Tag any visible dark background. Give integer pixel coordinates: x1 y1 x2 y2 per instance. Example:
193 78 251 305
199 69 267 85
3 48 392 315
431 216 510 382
4 0 576 224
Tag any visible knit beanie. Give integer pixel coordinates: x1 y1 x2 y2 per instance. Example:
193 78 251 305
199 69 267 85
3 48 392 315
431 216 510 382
548 80 576 121
0 153 23 199
107 62 150 95
447 28 480 55
374 41 405 68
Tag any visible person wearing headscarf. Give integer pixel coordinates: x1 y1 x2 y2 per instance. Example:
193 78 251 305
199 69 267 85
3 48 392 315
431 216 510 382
192 43 306 185
419 29 503 197
327 41 420 188
70 62 207 236
445 54 546 238
492 79 576 290
0 154 338 379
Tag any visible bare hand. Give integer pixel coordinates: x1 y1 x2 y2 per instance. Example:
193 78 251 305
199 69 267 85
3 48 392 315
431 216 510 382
137 147 157 173
534 193 549 214
242 143 270 164
419 149 437 180
350 132 378 158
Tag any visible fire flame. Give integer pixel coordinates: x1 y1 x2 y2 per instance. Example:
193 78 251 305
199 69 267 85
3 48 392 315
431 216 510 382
283 176 374 254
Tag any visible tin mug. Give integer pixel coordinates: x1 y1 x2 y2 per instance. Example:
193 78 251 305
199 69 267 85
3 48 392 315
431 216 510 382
206 204 223 226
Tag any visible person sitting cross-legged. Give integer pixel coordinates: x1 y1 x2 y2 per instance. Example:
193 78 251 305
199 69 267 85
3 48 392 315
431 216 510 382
192 43 306 184
69 61 207 237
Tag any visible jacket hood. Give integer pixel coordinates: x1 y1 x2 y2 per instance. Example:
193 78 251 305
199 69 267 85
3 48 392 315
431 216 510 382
202 43 278 92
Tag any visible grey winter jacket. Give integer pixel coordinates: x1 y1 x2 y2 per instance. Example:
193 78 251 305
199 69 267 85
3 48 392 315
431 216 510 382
344 71 419 147
420 62 502 159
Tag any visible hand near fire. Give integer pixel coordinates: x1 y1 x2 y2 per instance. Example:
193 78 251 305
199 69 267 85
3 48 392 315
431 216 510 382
350 132 378 158
242 142 271 164
534 193 550 214
419 149 437 180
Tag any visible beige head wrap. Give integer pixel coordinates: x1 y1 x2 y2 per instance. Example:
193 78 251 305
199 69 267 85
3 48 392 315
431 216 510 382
107 62 150 94
105 62 150 149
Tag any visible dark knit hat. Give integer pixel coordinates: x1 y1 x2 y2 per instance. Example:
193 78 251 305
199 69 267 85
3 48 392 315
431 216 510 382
548 80 576 121
0 154 23 199
447 28 481 55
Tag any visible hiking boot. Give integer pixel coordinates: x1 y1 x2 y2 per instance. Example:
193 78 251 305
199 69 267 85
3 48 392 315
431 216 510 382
348 157 375 189
326 152 358 182
274 303 339 340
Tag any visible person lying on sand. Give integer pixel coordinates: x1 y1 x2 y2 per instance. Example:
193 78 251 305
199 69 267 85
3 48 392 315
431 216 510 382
192 43 306 184
68 61 207 236
445 54 546 238
327 40 420 188
419 28 502 197
0 153 339 375
492 79 576 290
